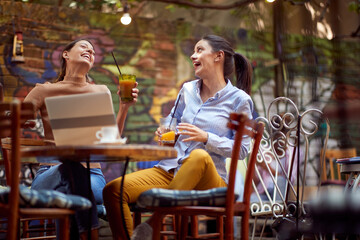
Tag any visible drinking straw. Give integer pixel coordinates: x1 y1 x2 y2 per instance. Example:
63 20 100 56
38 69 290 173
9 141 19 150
169 94 181 128
111 51 123 80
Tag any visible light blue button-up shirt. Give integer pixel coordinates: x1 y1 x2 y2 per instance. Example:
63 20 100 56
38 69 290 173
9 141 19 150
155 79 253 182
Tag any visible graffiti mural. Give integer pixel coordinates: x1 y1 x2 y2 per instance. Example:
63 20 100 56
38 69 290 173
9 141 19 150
0 2 188 183
1 2 360 185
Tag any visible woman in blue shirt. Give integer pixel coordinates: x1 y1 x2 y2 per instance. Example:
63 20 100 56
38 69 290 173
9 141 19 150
103 35 254 240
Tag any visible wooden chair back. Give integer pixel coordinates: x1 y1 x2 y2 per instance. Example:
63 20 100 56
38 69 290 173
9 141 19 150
228 112 265 239
321 148 357 184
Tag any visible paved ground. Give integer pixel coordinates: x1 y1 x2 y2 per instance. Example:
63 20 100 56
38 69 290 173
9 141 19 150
98 219 113 240
97 217 277 240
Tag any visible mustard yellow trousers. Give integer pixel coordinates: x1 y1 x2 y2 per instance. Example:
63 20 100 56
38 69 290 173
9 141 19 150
102 149 227 239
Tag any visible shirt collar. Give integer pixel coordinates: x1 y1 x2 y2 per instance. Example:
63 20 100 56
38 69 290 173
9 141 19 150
216 79 232 99
195 79 233 100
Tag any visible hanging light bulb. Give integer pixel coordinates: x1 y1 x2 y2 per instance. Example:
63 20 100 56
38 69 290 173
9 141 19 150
121 13 132 25
120 3 132 25
266 0 276 2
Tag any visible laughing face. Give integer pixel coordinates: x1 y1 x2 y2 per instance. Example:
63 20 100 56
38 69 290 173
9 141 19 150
190 39 218 79
63 40 95 69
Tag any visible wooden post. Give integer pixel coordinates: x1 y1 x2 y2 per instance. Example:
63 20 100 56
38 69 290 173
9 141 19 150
273 0 284 98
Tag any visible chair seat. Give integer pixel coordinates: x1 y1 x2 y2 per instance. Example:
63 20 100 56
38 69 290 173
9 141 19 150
321 179 346 186
20 208 75 218
129 202 149 212
0 185 92 210
137 187 238 208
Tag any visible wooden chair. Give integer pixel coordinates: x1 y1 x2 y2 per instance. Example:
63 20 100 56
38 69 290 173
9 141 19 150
137 112 264 240
321 148 357 186
1 137 58 239
0 100 75 240
132 208 178 239
312 149 358 239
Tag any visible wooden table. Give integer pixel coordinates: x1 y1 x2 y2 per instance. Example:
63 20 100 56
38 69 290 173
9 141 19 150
20 144 177 240
21 144 177 162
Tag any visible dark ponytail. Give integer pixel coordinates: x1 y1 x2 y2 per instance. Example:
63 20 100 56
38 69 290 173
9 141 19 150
202 35 252 95
234 53 252 95
55 39 94 83
55 60 67 82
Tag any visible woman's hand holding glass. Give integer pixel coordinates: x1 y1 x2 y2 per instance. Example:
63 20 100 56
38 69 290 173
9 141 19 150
156 118 177 146
177 123 208 143
117 81 139 106
155 122 208 145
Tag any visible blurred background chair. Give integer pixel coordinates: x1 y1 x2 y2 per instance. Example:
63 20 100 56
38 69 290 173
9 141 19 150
309 151 360 239
136 112 264 240
320 148 357 187
0 100 79 240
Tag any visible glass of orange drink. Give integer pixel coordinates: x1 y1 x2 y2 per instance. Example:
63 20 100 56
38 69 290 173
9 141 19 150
159 117 177 147
119 74 136 102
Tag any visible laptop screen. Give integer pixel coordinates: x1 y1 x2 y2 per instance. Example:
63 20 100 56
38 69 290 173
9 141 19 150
45 92 120 146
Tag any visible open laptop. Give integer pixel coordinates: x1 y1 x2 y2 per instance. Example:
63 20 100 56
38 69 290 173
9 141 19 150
45 92 120 146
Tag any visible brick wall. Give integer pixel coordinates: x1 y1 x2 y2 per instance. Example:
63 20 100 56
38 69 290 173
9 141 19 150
0 1 186 181
1 1 360 184
0 1 182 144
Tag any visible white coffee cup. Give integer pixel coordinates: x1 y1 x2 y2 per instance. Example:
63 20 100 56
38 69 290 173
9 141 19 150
96 126 119 143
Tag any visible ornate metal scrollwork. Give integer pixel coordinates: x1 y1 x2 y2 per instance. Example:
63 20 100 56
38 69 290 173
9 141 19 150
250 97 327 219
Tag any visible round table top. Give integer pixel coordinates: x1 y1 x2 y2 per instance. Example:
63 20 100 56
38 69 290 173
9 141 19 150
20 144 178 163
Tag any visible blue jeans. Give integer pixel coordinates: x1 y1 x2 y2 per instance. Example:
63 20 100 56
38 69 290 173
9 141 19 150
32 160 106 237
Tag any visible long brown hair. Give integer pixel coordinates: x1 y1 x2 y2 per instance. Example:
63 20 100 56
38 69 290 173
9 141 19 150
55 39 94 83
202 35 252 95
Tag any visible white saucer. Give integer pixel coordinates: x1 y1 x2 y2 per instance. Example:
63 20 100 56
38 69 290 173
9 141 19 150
94 137 127 145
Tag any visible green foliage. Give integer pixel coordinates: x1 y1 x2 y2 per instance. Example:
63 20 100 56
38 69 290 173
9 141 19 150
165 4 177 12
349 0 360 14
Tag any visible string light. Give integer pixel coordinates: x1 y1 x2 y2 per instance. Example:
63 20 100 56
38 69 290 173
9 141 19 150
120 3 132 25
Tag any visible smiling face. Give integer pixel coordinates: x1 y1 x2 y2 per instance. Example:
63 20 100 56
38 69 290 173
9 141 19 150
63 40 95 69
190 39 218 79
